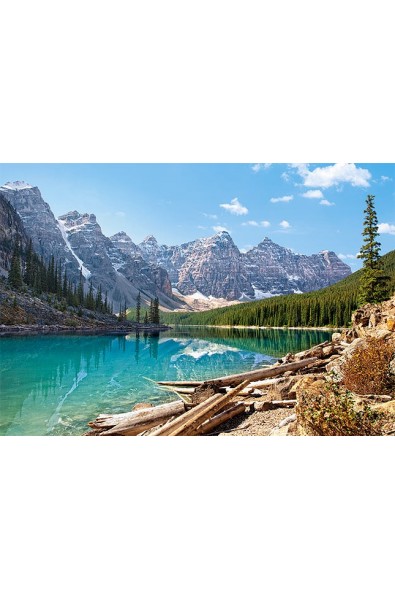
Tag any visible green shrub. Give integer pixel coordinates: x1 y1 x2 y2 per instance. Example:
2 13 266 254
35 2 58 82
342 337 394 395
296 381 384 436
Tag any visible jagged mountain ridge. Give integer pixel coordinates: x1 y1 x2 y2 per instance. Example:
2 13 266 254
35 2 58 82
138 231 352 300
0 182 184 310
0 191 29 277
0 180 352 309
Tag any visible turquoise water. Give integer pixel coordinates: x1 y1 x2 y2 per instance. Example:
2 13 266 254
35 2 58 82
0 327 331 436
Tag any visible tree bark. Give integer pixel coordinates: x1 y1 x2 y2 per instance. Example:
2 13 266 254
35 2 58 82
195 403 246 435
150 381 249 436
199 357 317 388
88 400 186 436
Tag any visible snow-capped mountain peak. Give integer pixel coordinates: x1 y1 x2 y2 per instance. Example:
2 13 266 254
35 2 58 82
1 181 34 191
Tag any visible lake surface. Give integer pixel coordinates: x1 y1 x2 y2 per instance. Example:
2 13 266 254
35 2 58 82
0 327 331 436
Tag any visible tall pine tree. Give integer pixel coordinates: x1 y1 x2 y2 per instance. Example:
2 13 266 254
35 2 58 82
358 194 389 305
136 291 141 324
8 242 23 289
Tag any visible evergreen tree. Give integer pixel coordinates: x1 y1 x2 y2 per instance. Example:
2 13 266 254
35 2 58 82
136 291 141 324
95 285 103 312
144 310 149 325
63 269 68 299
77 268 84 306
149 298 154 323
153 297 160 324
8 242 23 289
86 280 95 310
358 195 389 304
24 239 34 286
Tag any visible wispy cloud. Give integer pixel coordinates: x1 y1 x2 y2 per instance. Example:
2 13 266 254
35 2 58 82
301 190 323 199
212 225 231 234
242 219 271 228
115 211 126 217
338 253 357 259
294 163 371 188
381 175 392 183
378 223 395 235
320 199 335 206
202 212 218 220
279 220 291 229
242 220 259 226
220 197 248 215
251 163 272 173
197 225 207 230
270 195 293 204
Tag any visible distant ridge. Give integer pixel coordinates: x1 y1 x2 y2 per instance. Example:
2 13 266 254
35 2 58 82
163 250 395 328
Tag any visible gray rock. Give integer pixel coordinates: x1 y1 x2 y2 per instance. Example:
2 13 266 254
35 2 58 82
139 232 351 302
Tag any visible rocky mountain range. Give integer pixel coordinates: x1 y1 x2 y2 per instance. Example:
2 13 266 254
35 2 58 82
0 181 352 310
138 231 351 301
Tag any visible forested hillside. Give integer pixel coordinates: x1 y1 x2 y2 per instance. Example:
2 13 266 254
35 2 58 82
163 250 395 328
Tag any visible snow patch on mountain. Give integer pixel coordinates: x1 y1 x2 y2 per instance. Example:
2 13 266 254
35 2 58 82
1 181 34 191
57 218 91 279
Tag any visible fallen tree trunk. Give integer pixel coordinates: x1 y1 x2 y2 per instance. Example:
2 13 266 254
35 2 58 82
195 402 246 436
150 381 249 436
156 380 203 387
88 400 186 436
198 357 318 389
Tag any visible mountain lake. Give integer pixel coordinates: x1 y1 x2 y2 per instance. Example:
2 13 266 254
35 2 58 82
0 327 332 436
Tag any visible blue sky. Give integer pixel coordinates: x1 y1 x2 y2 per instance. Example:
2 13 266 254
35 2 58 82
0 163 394 272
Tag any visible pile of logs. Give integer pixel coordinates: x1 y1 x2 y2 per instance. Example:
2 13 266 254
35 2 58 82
85 338 347 436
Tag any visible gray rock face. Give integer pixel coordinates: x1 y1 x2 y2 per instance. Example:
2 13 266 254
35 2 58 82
139 232 352 301
1 183 183 310
0 191 29 276
242 238 352 297
0 182 82 281
58 212 182 310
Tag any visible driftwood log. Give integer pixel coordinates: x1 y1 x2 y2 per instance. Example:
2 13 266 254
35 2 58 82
195 402 246 435
88 400 185 436
150 381 249 436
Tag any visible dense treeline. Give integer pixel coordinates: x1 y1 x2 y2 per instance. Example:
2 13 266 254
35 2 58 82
163 250 395 328
7 239 113 314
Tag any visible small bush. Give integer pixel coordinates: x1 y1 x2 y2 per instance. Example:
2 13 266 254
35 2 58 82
296 381 384 436
64 318 78 327
342 337 395 395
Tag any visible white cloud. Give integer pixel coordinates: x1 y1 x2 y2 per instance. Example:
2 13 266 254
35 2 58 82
197 225 207 230
270 195 293 204
301 190 324 199
381 175 392 183
251 163 272 173
261 220 270 227
115 211 126 217
279 220 291 229
219 197 248 215
378 223 395 235
300 163 371 188
320 199 335 206
338 253 357 259
202 212 218 220
281 171 290 182
242 220 259 226
212 225 231 233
